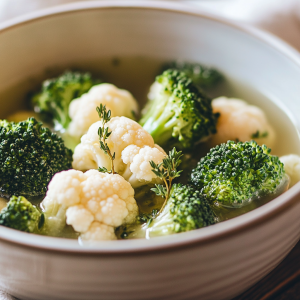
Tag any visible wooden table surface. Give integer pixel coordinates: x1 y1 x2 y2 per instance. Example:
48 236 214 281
233 239 300 300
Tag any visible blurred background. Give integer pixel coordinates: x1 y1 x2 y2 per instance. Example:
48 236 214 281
0 0 300 52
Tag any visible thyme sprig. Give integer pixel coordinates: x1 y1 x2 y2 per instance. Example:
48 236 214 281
96 104 116 174
137 209 159 227
150 147 183 216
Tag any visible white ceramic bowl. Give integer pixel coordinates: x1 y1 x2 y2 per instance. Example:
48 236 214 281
0 2 300 300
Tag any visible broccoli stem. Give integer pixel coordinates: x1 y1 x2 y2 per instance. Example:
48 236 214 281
142 106 178 147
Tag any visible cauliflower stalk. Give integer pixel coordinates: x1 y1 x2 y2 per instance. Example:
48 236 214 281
121 145 166 188
210 97 275 147
41 169 138 241
72 116 166 188
68 83 139 140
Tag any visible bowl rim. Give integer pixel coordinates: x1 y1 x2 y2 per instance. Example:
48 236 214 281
0 0 300 254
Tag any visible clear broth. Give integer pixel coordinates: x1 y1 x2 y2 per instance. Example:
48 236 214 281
0 56 299 239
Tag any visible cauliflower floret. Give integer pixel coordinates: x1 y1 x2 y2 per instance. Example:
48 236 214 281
41 169 138 241
72 141 105 171
280 154 300 187
83 169 138 224
68 83 138 139
73 116 155 171
46 169 85 207
72 117 165 188
66 205 94 233
86 194 127 226
81 222 117 241
108 117 155 156
121 145 166 188
210 97 275 147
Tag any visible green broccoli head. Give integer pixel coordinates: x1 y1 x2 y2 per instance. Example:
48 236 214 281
190 141 285 207
31 71 101 129
0 118 73 198
160 61 223 90
0 196 44 233
139 69 218 149
147 184 216 237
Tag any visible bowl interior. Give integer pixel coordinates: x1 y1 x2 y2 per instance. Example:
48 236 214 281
0 2 299 251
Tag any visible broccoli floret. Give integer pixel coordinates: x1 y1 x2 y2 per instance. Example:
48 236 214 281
190 140 285 207
31 71 101 129
146 184 216 238
0 196 44 233
140 69 218 149
0 118 73 198
160 61 223 90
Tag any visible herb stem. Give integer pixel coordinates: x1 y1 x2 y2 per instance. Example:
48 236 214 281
150 147 182 217
157 178 170 217
96 104 116 174
108 151 115 174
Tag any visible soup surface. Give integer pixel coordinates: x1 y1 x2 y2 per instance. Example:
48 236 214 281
0 56 299 240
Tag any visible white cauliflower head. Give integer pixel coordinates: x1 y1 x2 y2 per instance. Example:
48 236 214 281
72 117 164 188
80 222 117 241
66 205 94 233
280 154 300 187
107 117 155 154
68 83 139 139
46 169 85 207
121 145 166 188
41 169 138 241
73 117 155 172
82 169 138 224
210 97 275 148
72 117 166 188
